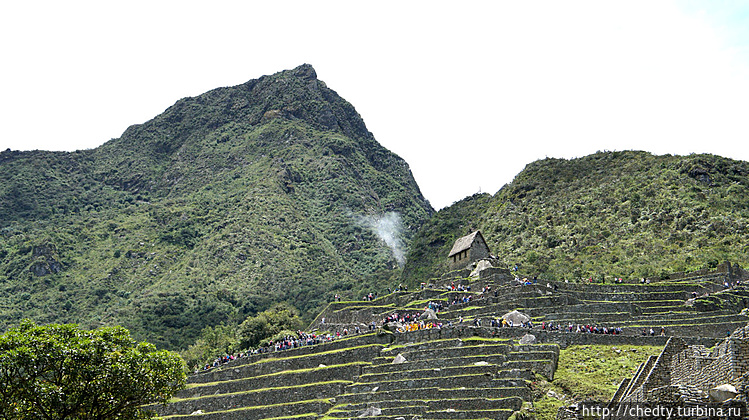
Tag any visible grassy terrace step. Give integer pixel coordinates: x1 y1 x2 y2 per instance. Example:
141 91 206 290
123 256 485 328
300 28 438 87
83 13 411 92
532 312 746 330
383 337 512 354
558 291 695 303
543 313 747 328
385 343 512 361
364 354 508 374
630 299 686 308
506 350 558 362
346 375 528 394
327 397 523 419
639 306 692 314
193 331 388 379
554 282 716 294
438 306 517 320
424 409 515 420
440 295 578 315
519 302 639 315
335 386 532 406
623 320 749 338
155 381 348 417
325 404 428 418
633 309 737 320
538 312 634 324
386 336 515 350
372 338 515 365
262 414 319 420
158 399 333 420
181 362 366 397
263 414 319 420
533 301 642 314
429 397 523 412
502 359 556 380
189 343 384 384
356 363 500 383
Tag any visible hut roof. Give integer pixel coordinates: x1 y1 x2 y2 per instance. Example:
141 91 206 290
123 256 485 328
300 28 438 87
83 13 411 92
447 231 485 258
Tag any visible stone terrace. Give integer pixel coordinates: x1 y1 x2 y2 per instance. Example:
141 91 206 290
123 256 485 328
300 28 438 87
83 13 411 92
152 264 747 419
151 327 559 420
316 268 747 341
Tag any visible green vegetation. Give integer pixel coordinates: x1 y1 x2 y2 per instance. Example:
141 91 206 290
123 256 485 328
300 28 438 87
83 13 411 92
531 344 663 420
4 64 749 418
404 151 749 283
0 65 432 350
0 320 185 420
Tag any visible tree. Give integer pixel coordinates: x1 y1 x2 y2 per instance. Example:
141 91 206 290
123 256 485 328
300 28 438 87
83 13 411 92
0 320 186 420
181 324 237 370
237 303 305 350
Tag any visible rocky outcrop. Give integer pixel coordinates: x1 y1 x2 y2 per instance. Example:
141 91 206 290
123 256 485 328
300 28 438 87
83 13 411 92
28 243 63 276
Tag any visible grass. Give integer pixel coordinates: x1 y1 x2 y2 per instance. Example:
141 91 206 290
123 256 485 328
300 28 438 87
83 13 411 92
185 361 370 388
159 398 332 419
261 413 319 420
171 380 351 402
530 344 663 420
252 342 385 364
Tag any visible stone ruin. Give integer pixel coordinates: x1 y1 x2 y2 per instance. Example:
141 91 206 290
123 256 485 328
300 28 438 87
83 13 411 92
611 323 749 407
152 261 749 420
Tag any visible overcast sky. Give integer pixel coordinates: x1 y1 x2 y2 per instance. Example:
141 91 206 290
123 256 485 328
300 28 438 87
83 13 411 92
2 1 749 209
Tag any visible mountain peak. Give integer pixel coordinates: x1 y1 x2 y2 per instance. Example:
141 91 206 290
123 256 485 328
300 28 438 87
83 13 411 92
291 63 317 81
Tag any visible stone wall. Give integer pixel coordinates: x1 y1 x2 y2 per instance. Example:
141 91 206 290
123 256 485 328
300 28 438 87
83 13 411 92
621 355 656 402
479 267 513 282
642 337 688 393
666 337 749 395
159 400 332 420
670 346 712 386
472 237 491 261
182 363 364 397
189 344 384 384
156 382 346 417
667 261 747 282
616 322 749 406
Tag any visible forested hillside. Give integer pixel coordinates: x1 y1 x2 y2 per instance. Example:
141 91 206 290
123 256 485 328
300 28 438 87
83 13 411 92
0 64 433 349
403 151 749 282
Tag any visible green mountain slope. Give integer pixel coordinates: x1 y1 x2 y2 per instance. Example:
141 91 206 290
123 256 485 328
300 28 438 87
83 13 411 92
0 64 433 349
403 150 749 282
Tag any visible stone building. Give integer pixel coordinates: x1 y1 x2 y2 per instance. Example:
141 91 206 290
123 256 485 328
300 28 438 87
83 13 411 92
447 231 491 271
611 323 749 408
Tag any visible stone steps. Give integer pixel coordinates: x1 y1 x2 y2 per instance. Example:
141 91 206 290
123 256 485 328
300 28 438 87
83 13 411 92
381 337 514 355
364 354 508 375
346 375 528 394
535 312 746 329
152 269 747 420
630 299 686 309
425 408 515 420
326 397 522 419
335 386 532 407
539 311 635 324
554 282 719 294
156 381 348 417
564 290 693 302
157 399 333 420
194 331 387 378
326 403 428 418
189 344 383 385
356 363 500 383
388 343 512 361
177 362 365 399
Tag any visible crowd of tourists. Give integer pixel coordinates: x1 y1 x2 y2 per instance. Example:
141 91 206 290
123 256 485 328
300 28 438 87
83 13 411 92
396 320 444 332
382 311 421 325
196 329 351 373
195 275 693 373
